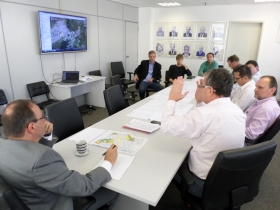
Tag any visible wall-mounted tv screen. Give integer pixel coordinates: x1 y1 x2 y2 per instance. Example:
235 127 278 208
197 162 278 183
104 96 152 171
38 11 87 54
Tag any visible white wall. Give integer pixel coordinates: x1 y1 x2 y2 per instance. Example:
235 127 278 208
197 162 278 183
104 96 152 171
0 0 138 113
138 4 280 98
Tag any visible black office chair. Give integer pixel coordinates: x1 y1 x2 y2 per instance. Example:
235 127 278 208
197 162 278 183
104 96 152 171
218 65 224 68
0 89 8 129
44 98 84 142
88 70 112 89
175 141 277 210
110 75 138 103
26 81 59 110
164 70 172 88
245 115 280 145
110 62 134 92
2 188 107 210
103 85 127 116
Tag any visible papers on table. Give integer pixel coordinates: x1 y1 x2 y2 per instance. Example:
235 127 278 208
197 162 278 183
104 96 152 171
123 119 160 133
69 127 107 143
91 130 148 155
94 153 135 180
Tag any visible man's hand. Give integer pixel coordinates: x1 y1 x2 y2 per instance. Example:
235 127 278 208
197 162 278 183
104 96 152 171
147 78 153 83
44 121 53 135
182 64 189 69
195 79 204 104
168 76 189 102
104 144 118 166
134 75 139 83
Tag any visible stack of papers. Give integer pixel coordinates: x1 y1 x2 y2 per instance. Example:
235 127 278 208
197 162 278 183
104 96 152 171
123 119 160 133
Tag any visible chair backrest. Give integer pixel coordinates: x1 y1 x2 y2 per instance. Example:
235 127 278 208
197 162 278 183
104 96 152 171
202 141 277 210
0 89 8 106
256 115 280 144
110 75 124 96
103 85 127 116
3 189 29 210
89 70 102 76
111 62 125 79
44 98 84 141
26 81 50 100
218 65 224 68
165 70 169 82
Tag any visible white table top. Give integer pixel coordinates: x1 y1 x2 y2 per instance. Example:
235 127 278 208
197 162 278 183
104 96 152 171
53 80 196 206
51 75 105 88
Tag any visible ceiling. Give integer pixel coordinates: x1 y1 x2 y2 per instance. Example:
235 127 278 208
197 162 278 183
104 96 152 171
110 0 280 8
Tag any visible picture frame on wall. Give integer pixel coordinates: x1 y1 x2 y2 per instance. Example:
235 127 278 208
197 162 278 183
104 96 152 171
154 23 166 38
180 41 193 59
196 22 210 40
194 41 209 59
211 42 224 61
166 41 180 57
154 41 165 57
167 23 181 39
211 22 227 41
181 22 196 39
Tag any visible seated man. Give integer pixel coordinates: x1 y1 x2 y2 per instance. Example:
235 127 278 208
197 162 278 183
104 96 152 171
231 65 256 112
197 52 219 76
168 54 192 83
246 60 262 83
245 76 280 146
227 54 242 90
161 69 246 197
0 100 118 210
134 50 164 100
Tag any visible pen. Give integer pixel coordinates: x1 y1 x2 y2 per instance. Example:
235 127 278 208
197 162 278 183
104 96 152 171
102 145 116 156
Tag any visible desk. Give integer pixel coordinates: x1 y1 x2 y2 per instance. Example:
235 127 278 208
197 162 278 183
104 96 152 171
53 80 195 210
50 76 105 108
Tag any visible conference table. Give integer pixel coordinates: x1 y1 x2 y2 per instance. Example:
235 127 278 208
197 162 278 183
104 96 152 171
53 78 198 210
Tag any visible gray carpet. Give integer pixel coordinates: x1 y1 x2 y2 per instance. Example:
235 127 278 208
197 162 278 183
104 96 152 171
82 92 280 210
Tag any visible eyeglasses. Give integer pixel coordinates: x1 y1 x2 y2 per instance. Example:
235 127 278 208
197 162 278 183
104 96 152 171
198 85 216 92
234 76 243 81
30 115 47 123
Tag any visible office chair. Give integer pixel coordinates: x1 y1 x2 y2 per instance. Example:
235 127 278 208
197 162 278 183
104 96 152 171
88 70 112 89
110 75 137 102
26 81 59 110
44 98 84 142
245 115 280 145
103 85 128 116
2 188 108 210
110 61 134 92
164 70 172 88
218 65 224 68
0 89 8 137
174 141 277 210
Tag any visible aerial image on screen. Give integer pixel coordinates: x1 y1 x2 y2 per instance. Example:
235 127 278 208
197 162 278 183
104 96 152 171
39 11 87 53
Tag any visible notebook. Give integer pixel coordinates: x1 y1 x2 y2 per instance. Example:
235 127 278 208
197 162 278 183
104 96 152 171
59 71 79 84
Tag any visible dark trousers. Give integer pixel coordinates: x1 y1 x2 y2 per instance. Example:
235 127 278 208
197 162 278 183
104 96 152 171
138 81 164 100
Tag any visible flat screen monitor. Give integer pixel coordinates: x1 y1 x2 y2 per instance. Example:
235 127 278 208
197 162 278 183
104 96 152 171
38 11 87 54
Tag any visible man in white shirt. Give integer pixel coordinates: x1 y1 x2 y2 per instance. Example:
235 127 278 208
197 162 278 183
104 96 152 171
246 60 262 83
161 69 246 198
231 65 256 112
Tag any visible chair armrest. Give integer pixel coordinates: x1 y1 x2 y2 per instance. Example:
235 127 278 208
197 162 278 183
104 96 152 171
74 196 96 210
178 163 196 186
127 72 134 80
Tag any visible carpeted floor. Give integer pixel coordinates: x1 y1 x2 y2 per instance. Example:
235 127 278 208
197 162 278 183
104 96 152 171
82 91 280 210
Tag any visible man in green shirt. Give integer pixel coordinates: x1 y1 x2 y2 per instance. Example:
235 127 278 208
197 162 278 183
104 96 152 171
198 53 219 76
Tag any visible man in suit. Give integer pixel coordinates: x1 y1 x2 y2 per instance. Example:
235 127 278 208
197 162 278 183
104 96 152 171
156 26 164 37
198 26 207 37
182 45 191 57
183 26 192 37
169 44 177 55
169 26 178 37
134 50 164 100
196 46 205 57
0 100 119 210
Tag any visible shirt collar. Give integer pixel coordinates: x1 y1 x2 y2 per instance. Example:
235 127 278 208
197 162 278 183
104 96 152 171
240 80 255 90
149 61 155 65
207 97 231 105
256 96 277 105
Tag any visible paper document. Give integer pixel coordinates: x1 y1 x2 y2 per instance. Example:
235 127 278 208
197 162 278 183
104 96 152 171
91 130 148 155
94 153 135 180
69 127 107 143
79 76 93 82
123 119 160 133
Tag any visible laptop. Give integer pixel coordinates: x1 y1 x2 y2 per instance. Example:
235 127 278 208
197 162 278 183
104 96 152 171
59 71 79 84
